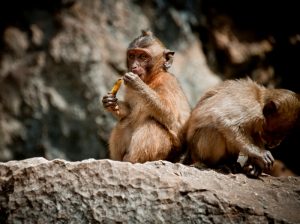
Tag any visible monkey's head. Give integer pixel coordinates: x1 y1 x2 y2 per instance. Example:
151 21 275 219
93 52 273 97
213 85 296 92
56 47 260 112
127 30 175 82
262 89 300 148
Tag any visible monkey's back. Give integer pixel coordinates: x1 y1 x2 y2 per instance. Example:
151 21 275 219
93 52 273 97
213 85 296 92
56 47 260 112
186 78 266 140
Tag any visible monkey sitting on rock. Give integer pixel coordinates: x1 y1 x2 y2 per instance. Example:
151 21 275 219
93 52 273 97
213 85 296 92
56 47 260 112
184 78 299 178
102 30 190 163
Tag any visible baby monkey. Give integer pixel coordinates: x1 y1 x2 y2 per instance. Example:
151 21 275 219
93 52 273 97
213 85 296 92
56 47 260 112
102 30 190 163
184 78 300 177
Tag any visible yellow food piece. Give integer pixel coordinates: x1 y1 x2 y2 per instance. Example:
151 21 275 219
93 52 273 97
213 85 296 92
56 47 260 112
110 78 123 95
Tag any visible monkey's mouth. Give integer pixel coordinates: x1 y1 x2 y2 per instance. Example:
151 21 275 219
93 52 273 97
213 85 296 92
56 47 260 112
267 142 281 149
265 140 282 149
131 68 143 77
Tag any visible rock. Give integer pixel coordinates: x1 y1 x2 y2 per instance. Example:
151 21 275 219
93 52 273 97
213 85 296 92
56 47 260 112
0 158 299 223
3 27 29 56
0 0 298 175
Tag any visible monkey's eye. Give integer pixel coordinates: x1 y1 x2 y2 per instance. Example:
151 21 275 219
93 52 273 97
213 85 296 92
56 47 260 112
139 54 148 60
128 54 135 60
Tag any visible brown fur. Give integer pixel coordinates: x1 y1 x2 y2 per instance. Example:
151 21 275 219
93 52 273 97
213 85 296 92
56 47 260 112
184 78 300 177
103 31 190 163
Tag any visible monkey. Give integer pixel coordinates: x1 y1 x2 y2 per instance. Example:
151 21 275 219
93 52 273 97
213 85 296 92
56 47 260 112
184 78 300 178
102 30 191 163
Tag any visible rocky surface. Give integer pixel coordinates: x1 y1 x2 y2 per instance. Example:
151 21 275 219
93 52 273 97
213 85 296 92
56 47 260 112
0 158 300 223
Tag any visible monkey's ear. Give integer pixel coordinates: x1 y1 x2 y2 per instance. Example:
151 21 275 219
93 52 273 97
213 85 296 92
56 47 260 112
164 50 175 70
263 100 277 117
141 29 153 36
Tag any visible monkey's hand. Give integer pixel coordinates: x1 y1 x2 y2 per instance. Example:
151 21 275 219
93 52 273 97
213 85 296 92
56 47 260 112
253 149 274 170
123 72 144 91
102 93 119 113
243 163 262 178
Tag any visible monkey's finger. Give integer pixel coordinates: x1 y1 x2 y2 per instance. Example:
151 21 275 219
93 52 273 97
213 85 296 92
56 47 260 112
102 97 118 103
123 76 131 84
102 94 118 100
124 72 133 78
266 157 273 169
105 101 117 106
107 105 119 111
128 72 140 78
124 72 138 81
262 158 271 169
106 103 119 110
265 154 274 169
267 153 274 163
126 72 137 76
103 93 116 98
124 73 134 81
105 105 119 112
104 102 118 109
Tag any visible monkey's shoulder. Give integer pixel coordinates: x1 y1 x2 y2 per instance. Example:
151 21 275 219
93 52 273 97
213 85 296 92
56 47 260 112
149 72 182 92
196 78 264 106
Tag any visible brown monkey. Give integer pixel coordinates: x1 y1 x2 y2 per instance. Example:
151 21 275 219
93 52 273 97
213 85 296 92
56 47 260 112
184 78 300 177
102 30 190 163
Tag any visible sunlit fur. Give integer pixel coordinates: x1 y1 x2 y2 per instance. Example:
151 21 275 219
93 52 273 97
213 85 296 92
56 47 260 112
108 31 190 163
184 78 300 176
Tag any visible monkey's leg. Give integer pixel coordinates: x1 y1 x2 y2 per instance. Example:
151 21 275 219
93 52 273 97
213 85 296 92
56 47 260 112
123 122 172 163
109 125 131 161
189 127 228 166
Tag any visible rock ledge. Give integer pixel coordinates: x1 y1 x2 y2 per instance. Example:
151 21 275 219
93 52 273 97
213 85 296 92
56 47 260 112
0 158 299 223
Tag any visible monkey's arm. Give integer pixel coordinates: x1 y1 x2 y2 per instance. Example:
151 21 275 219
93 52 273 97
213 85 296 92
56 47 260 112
123 72 180 131
226 129 274 169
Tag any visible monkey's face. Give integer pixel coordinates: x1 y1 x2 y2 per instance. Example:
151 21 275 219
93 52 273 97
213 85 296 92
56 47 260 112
262 91 299 148
127 48 153 81
261 130 286 149
127 41 167 82
262 113 295 148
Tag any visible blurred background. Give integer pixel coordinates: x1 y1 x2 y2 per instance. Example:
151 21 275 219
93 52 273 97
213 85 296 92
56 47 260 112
0 0 299 173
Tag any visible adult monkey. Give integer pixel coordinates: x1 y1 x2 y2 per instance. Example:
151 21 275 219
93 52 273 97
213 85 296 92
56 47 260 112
102 30 191 163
